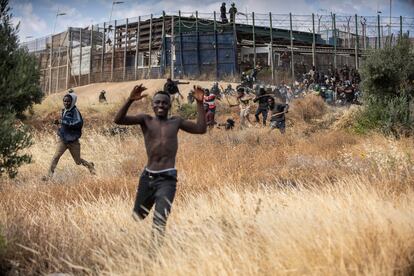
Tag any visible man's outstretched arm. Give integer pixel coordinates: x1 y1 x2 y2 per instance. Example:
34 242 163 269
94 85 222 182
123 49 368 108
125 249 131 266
179 86 207 134
114 84 148 125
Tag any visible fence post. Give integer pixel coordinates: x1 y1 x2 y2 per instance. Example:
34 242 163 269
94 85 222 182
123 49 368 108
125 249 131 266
101 22 105 81
49 35 53 95
123 18 128 80
269 12 274 84
252 12 256 68
89 24 93 84
377 14 381 49
289 13 294 85
232 10 238 76
214 11 219 80
148 14 153 77
400 16 403 39
346 16 351 48
135 17 140 80
312 13 316 67
196 11 201 77
162 11 166 77
171 15 175 79
178 11 184 77
355 14 359 70
56 34 62 93
361 17 366 50
66 27 71 90
111 20 117 81
79 28 82 86
333 13 337 70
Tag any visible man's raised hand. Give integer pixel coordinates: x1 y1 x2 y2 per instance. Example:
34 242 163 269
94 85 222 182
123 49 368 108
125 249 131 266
192 85 204 102
129 84 148 101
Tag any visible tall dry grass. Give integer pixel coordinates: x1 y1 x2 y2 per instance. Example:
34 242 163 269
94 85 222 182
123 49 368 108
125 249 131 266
1 93 414 275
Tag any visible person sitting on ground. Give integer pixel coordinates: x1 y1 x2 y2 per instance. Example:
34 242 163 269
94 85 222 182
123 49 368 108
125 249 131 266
99 90 107 104
42 90 95 180
229 3 237 23
218 118 235 130
253 87 271 126
268 97 289 134
113 84 207 241
163 78 187 109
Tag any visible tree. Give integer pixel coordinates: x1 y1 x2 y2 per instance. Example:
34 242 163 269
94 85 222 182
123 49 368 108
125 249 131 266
356 38 414 136
361 38 414 99
0 0 43 178
0 113 33 178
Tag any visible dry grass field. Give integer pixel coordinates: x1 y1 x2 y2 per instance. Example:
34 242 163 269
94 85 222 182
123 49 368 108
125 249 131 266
1 81 414 275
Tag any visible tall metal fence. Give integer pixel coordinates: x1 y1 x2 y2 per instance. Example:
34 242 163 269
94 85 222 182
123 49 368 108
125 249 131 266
22 11 414 95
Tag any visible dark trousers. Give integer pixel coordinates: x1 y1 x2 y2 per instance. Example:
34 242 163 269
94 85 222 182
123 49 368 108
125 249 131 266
133 170 177 236
255 108 268 125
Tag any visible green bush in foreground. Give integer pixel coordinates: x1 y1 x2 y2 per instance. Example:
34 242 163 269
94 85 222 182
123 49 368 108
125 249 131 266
356 38 414 136
0 0 43 178
0 113 33 178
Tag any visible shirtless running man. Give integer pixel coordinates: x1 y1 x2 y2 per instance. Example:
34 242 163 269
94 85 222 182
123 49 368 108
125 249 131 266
114 84 207 238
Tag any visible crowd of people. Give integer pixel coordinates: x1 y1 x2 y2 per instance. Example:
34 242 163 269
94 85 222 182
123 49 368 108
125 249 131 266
162 73 289 133
93 64 360 134
298 65 362 105
43 62 361 246
43 76 289 243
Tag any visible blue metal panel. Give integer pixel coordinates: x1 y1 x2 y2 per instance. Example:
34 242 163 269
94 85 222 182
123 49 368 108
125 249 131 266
163 32 236 79
175 33 236 78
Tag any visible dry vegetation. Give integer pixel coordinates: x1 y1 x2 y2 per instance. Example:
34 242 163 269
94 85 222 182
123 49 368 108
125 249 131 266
1 82 414 275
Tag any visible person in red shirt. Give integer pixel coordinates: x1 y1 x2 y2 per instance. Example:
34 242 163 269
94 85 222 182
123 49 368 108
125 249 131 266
203 89 218 128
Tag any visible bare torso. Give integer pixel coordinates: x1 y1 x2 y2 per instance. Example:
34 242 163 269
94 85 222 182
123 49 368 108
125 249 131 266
113 85 207 171
141 115 181 170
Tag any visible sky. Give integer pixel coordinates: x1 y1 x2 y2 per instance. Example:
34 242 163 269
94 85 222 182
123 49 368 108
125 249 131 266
9 0 414 42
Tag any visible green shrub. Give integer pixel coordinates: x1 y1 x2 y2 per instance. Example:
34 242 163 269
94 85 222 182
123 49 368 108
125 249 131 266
354 96 413 136
0 0 43 178
0 0 43 118
178 103 197 119
0 113 33 178
356 38 414 136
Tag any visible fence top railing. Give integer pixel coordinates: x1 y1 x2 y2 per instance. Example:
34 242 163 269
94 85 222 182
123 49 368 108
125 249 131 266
21 11 414 52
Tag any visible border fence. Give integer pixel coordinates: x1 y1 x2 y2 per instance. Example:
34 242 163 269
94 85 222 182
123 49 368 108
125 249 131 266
22 11 414 95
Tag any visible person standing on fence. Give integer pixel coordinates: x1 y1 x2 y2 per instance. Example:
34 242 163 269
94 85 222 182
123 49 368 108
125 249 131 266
229 3 237 23
114 84 207 243
220 3 228 23
42 90 95 181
